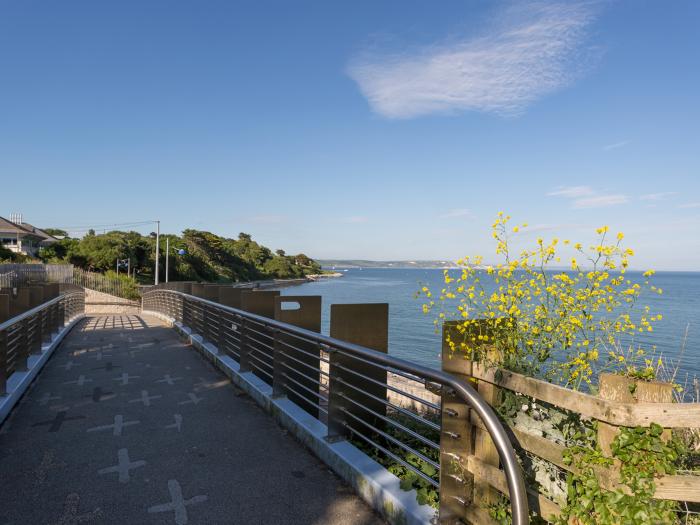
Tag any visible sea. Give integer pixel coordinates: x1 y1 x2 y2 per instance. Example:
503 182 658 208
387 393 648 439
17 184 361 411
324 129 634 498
279 268 700 387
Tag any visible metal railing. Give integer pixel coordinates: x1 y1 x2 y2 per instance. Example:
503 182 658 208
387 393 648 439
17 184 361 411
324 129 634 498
0 290 85 395
143 288 528 524
0 263 74 288
72 268 140 300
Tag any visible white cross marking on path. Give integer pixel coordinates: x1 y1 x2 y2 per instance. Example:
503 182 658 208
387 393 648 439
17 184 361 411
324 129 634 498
58 361 79 371
129 390 162 407
97 448 145 483
113 372 140 386
156 374 183 385
63 375 92 386
148 479 207 525
165 414 183 432
178 393 203 406
87 415 140 436
38 392 61 406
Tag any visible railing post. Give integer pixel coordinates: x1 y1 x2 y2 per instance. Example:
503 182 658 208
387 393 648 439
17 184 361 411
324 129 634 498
17 319 29 371
439 321 475 523
238 317 251 372
271 329 286 398
0 330 7 395
326 346 349 441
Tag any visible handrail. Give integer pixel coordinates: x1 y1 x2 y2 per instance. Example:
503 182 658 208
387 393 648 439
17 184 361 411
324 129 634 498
142 288 528 525
0 291 82 332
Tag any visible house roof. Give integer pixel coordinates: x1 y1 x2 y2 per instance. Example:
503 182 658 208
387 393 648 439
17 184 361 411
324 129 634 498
0 216 57 242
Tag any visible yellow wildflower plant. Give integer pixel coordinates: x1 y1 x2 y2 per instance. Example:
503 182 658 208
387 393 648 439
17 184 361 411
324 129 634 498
419 214 662 391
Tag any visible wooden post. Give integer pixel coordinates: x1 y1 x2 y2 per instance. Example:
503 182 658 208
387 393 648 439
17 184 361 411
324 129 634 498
440 321 475 523
597 373 635 456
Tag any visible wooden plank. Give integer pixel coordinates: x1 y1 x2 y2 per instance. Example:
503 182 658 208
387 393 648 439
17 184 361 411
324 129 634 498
470 409 700 503
472 364 700 427
466 455 561 521
654 474 700 502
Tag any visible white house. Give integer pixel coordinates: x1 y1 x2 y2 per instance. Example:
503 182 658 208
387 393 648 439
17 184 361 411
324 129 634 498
0 214 58 257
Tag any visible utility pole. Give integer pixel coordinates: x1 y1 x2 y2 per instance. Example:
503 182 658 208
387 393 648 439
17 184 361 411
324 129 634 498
116 258 119 275
165 237 169 283
127 258 131 279
155 220 160 285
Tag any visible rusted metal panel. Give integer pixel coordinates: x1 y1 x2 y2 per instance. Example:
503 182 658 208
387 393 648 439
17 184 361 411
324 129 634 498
218 287 244 309
2 288 30 317
328 303 389 439
240 291 280 384
0 294 9 324
42 282 60 300
274 296 322 416
240 290 279 319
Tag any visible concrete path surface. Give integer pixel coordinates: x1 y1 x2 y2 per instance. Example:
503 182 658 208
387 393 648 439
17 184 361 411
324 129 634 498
0 315 384 525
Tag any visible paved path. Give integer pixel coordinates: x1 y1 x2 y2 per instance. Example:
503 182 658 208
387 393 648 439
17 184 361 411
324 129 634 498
0 315 384 525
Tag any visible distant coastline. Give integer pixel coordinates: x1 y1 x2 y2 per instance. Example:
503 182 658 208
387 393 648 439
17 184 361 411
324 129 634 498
318 260 457 269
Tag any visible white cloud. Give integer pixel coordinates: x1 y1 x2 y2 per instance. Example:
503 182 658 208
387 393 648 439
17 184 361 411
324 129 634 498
572 194 629 209
602 140 630 151
347 1 598 119
439 208 474 219
547 185 629 209
547 186 594 198
679 202 700 209
639 192 677 201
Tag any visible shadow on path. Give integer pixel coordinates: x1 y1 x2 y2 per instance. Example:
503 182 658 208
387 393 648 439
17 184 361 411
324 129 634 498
0 315 385 525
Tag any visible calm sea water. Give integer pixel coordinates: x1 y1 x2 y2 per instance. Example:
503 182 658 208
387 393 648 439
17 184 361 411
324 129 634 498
279 268 700 382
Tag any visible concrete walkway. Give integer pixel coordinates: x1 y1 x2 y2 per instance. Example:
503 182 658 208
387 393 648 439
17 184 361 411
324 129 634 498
0 315 384 525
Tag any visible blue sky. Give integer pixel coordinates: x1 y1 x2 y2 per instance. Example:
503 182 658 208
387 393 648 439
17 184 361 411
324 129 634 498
1 1 699 269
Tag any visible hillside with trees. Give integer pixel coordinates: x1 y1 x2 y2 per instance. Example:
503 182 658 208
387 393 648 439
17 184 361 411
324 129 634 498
33 228 322 283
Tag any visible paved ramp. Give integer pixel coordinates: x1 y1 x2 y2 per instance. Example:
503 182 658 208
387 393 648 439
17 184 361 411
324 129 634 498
0 315 383 525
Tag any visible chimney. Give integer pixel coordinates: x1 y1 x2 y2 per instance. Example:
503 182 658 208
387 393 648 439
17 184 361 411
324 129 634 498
9 212 23 225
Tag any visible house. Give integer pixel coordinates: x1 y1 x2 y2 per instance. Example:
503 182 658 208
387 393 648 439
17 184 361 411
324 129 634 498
0 214 58 257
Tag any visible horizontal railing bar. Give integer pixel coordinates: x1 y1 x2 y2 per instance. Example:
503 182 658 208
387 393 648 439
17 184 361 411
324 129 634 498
276 337 330 364
246 349 274 371
336 377 441 432
334 362 441 411
341 407 440 471
338 392 440 451
281 373 326 402
280 350 330 378
343 422 439 488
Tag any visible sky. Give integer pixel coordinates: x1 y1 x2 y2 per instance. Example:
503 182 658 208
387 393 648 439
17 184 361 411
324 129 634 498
1 1 699 270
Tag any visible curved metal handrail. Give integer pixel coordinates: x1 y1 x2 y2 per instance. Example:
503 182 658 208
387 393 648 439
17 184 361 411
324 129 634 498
142 288 529 525
0 291 84 332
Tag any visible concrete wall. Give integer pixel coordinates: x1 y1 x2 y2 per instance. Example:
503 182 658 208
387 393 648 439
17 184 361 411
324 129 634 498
84 288 140 314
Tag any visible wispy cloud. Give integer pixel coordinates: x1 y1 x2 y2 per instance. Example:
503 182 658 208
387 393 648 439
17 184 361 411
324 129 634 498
602 140 630 151
573 194 629 209
439 208 474 219
640 192 677 201
547 186 594 198
678 202 700 209
347 1 598 119
547 185 629 209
